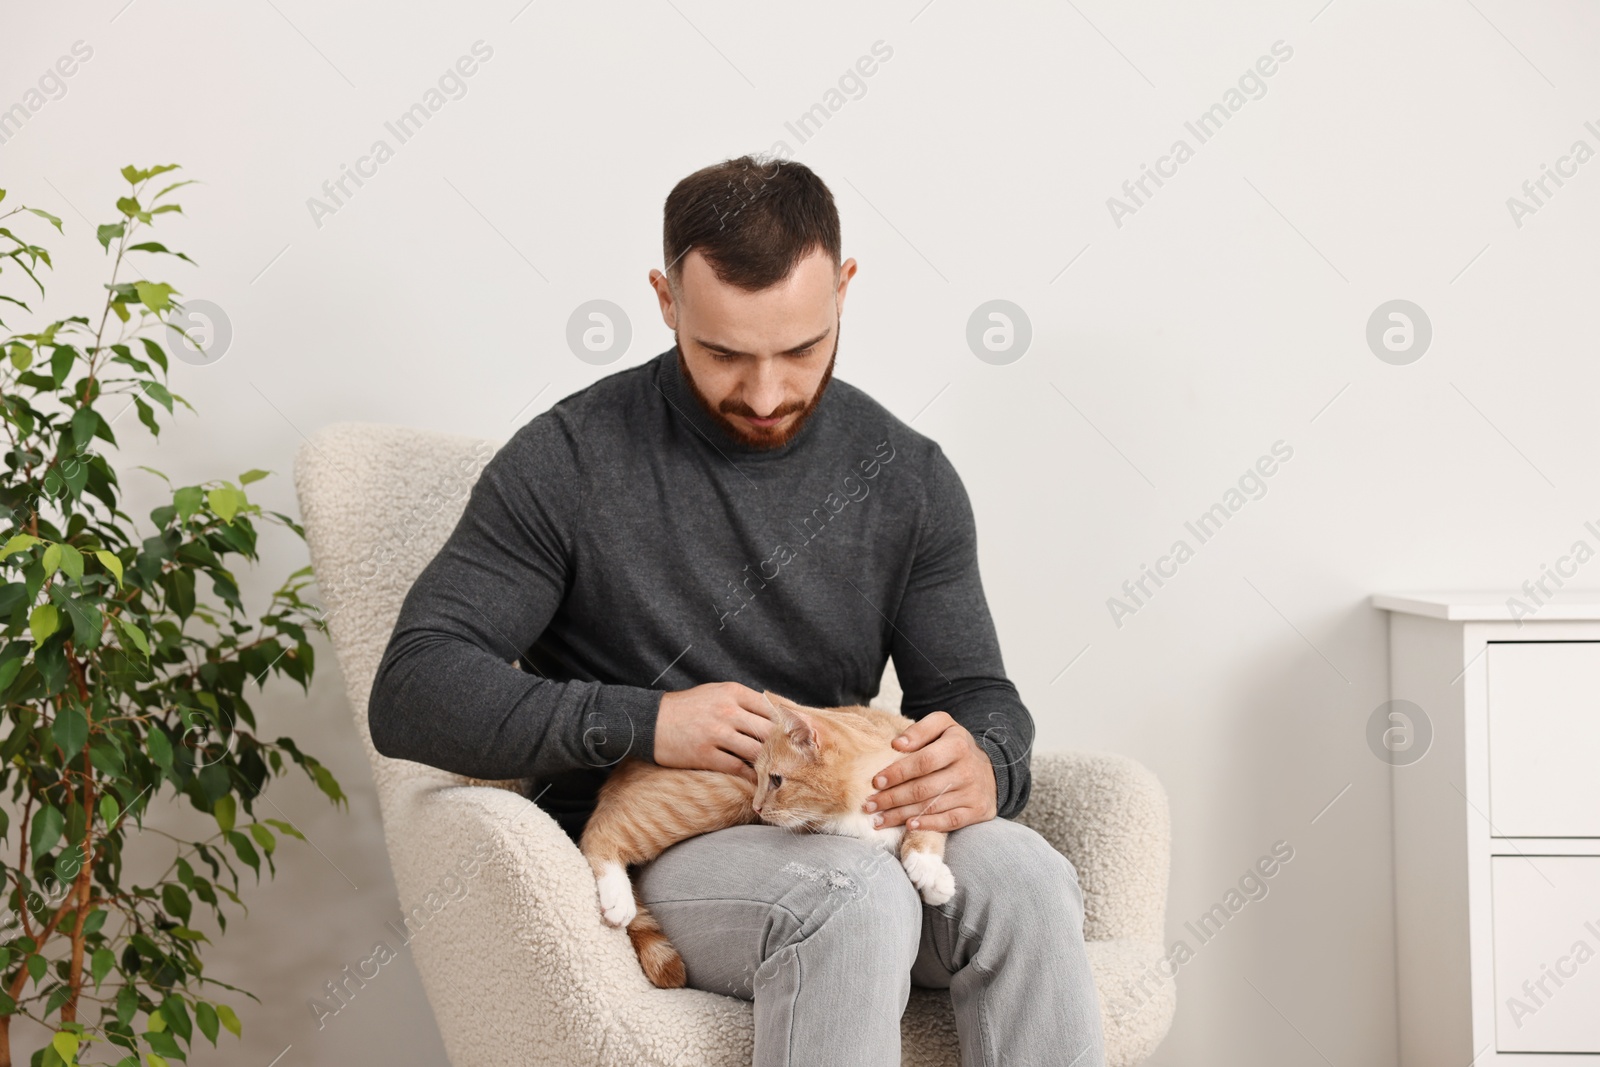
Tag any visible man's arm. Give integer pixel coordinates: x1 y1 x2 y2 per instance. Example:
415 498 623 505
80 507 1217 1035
885 443 1033 820
366 413 662 781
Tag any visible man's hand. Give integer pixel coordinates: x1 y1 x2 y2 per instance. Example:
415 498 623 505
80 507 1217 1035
861 711 998 832
655 682 774 784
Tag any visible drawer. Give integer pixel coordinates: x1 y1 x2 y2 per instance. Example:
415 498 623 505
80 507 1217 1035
1491 855 1600 1052
1487 642 1600 837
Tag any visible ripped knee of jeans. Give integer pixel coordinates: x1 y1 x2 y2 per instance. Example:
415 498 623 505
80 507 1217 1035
781 860 859 894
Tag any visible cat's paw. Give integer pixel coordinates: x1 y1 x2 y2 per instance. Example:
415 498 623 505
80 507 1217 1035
902 849 955 906
596 861 637 926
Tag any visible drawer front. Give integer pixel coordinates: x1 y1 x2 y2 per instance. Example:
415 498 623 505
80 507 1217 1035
1487 642 1600 837
1492 855 1600 1052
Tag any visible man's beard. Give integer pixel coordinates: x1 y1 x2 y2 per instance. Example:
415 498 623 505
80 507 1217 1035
676 321 839 451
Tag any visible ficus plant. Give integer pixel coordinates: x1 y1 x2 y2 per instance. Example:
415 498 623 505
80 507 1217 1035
0 166 345 1067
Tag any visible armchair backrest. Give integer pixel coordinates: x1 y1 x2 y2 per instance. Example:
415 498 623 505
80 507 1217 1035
292 420 908 804
293 422 504 801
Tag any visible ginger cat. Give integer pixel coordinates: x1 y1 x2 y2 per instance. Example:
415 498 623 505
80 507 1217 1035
579 690 957 988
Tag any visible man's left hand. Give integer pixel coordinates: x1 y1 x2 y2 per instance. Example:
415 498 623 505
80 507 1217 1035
861 711 998 832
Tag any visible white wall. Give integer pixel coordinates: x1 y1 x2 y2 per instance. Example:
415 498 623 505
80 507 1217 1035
7 0 1600 1063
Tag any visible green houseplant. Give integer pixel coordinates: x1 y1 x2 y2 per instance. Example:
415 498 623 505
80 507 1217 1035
0 166 345 1067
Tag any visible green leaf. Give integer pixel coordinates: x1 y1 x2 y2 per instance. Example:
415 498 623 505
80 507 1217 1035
30 603 60 644
160 996 192 1042
195 1002 219 1045
173 486 203 523
121 165 144 184
51 1031 78 1062
213 794 236 834
208 486 239 523
237 469 270 485
145 725 172 770
100 794 120 827
142 380 174 414
139 336 170 373
96 223 125 250
126 241 195 264
30 803 64 861
133 281 176 314
164 569 194 620
264 817 306 842
2 533 42 558
225 830 259 873
216 1003 241 1038
95 550 124 587
146 1053 170 1067
152 179 197 201
146 1031 182 1060
116 196 140 217
115 616 150 658
162 883 192 923
7 343 31 371
309 761 346 807
248 823 276 854
89 740 124 779
52 706 88 755
57 543 84 580
27 207 64 233
90 947 115 987
71 405 100 449
67 596 102 649
132 396 158 438
50 344 75 386
42 543 62 578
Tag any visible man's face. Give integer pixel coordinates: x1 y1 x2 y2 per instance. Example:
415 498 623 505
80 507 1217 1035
651 246 857 450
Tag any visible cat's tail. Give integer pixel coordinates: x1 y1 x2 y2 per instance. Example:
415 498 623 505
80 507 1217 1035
626 891 687 989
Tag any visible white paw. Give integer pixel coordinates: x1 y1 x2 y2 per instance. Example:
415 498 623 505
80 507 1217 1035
902 849 955 906
596 862 637 926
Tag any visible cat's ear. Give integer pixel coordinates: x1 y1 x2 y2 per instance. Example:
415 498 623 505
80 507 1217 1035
763 691 820 752
762 690 807 716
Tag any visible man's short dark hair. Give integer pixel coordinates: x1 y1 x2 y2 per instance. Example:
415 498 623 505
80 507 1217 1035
663 154 841 294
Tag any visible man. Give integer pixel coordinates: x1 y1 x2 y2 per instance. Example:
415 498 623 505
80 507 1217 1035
368 155 1106 1066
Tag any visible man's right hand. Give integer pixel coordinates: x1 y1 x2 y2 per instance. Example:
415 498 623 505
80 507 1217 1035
654 682 776 784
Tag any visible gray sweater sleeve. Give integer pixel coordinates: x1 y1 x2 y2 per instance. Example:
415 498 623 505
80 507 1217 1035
891 445 1034 820
366 415 662 780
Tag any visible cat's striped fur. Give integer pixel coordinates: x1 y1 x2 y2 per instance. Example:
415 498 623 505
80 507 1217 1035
579 690 955 988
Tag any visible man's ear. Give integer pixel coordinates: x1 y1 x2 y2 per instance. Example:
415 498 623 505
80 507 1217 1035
763 691 820 752
648 266 677 325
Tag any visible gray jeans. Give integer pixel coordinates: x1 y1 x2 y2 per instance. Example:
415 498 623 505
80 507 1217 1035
634 816 1107 1067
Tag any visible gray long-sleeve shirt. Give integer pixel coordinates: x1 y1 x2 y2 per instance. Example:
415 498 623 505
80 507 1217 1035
367 344 1034 844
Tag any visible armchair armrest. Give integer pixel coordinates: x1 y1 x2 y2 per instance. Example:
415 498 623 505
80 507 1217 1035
1012 751 1171 945
381 779 650 1065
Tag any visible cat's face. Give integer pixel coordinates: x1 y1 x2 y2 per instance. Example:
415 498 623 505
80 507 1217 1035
750 691 862 830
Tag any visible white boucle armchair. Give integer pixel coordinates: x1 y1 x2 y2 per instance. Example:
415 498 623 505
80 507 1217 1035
292 421 1175 1066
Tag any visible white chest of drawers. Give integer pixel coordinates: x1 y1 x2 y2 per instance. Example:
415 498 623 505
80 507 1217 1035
1375 592 1600 1066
